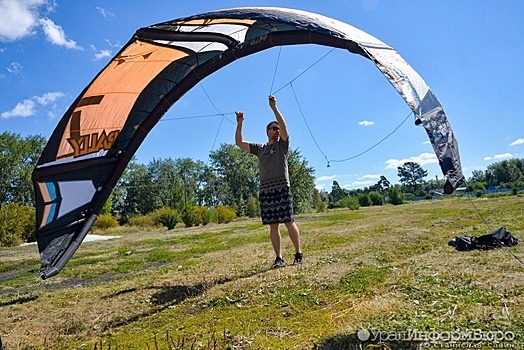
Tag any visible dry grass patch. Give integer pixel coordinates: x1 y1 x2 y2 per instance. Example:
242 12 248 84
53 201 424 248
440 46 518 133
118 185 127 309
0 195 523 349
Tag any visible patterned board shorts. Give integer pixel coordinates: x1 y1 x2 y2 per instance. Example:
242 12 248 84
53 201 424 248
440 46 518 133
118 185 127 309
259 186 295 225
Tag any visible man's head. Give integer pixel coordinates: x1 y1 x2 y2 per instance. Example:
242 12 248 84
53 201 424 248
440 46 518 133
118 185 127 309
266 121 280 140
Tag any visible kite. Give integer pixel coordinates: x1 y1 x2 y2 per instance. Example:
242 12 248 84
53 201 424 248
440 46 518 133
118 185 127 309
32 7 464 279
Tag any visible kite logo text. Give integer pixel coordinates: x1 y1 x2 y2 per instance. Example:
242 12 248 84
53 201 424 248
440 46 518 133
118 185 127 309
67 130 120 157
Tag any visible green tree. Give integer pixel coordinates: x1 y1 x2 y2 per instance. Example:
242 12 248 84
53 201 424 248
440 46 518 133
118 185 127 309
287 148 316 214
312 188 327 212
115 162 153 219
173 157 206 208
209 144 259 216
485 158 524 188
388 185 404 205
0 132 46 206
397 162 428 195
469 169 486 183
329 180 348 207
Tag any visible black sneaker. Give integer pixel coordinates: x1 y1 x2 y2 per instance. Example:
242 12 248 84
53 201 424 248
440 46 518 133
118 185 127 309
272 257 284 268
293 252 303 265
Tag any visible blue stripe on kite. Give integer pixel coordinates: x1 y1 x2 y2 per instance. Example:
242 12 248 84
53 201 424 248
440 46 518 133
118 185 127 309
45 182 58 225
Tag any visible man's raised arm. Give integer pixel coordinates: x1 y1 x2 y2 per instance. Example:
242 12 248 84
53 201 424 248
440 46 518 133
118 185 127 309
235 111 250 152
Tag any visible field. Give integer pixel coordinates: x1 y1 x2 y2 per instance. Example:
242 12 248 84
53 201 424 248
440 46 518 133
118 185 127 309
1 195 523 349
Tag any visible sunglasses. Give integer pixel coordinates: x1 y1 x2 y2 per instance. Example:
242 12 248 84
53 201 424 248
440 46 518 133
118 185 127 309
268 126 280 131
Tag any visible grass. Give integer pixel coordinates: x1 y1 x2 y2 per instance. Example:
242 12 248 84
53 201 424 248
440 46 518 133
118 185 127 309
0 194 523 349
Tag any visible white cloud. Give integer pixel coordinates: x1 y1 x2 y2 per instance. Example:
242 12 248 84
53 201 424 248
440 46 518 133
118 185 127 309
1 98 36 118
315 175 337 182
361 174 380 180
40 17 82 49
510 138 524 146
0 1 82 50
385 152 438 169
90 44 112 61
484 153 513 161
358 120 375 126
96 6 115 19
0 0 47 42
1 91 64 119
34 91 64 105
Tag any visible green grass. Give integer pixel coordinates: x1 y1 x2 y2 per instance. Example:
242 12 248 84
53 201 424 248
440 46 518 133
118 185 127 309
0 194 523 349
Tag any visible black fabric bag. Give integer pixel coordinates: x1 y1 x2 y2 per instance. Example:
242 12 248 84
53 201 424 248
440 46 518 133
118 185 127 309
448 226 519 251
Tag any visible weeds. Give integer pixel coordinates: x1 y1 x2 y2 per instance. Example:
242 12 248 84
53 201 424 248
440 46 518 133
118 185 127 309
0 195 523 349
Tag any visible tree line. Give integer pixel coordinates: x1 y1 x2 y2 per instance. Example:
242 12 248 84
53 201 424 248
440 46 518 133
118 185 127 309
1 131 523 233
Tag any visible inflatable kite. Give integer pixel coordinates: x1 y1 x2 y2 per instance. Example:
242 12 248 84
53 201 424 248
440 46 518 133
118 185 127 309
32 7 464 279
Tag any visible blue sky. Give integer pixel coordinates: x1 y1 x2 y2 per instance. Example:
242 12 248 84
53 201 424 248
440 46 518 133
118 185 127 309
1 0 523 192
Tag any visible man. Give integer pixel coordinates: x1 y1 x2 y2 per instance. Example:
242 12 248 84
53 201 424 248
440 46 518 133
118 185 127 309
235 95 303 268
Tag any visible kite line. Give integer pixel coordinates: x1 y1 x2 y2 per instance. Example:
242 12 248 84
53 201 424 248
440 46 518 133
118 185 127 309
270 48 336 95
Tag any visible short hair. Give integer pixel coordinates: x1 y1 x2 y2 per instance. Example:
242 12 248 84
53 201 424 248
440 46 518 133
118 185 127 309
266 121 278 130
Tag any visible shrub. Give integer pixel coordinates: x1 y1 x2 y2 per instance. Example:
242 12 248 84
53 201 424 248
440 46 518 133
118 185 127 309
358 193 372 207
150 207 180 230
388 186 404 205
93 214 119 230
205 207 218 224
128 215 157 228
338 196 360 211
159 212 178 230
216 205 236 223
181 205 202 227
0 203 36 246
368 191 383 206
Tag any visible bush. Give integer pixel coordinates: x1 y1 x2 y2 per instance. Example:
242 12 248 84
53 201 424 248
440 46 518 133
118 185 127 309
216 205 236 223
0 203 36 246
338 196 360 210
151 207 180 230
388 186 404 205
368 192 383 206
128 215 157 228
93 214 119 230
159 212 178 230
358 193 372 207
205 208 218 224
181 205 202 227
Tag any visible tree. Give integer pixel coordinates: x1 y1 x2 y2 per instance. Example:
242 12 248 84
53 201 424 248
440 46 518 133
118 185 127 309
312 188 327 212
115 162 154 219
397 162 428 195
388 185 404 205
329 180 348 207
485 158 524 188
377 175 391 193
209 144 316 216
469 169 486 183
287 148 316 214
209 144 259 216
0 132 46 206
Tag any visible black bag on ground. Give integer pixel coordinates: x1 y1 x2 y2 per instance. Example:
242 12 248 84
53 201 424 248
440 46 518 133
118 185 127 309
448 226 519 251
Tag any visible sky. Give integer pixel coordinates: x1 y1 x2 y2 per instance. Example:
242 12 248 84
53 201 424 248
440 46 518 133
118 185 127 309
1 0 523 192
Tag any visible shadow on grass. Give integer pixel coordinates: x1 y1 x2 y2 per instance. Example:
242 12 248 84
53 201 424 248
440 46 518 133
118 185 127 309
0 294 38 308
101 266 271 331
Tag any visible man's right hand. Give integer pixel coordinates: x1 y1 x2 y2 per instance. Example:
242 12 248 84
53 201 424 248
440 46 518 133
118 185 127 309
235 111 244 123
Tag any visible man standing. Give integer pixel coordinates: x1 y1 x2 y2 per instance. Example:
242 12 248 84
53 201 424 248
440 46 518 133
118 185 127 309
235 95 303 268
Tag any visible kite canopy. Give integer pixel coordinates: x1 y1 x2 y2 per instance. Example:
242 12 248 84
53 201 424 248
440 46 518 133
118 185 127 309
32 7 464 279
